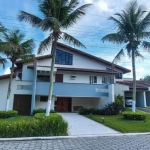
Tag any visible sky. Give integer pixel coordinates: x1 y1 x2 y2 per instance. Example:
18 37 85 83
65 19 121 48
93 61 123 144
0 0 150 79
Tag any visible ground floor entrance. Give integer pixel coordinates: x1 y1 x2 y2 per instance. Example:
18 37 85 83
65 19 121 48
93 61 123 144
57 97 72 112
13 95 31 115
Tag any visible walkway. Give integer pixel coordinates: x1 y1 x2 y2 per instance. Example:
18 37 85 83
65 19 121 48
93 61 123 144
136 107 150 113
59 113 120 136
1 134 150 150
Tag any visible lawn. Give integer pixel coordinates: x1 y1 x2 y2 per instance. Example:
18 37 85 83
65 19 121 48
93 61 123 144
85 113 150 133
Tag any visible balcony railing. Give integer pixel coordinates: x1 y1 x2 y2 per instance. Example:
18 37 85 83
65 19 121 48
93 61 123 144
36 82 109 97
17 85 32 90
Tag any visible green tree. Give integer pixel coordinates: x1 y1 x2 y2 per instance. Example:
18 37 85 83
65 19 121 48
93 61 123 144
0 23 7 68
102 1 150 112
18 0 92 116
141 75 150 82
0 29 35 111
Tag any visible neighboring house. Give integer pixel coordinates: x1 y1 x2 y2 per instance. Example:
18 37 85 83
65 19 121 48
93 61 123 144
0 42 130 115
115 80 150 107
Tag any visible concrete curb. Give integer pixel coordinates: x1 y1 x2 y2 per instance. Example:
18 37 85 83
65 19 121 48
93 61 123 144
1 132 150 141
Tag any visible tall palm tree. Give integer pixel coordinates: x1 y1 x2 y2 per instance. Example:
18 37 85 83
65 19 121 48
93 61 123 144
0 23 7 68
102 0 150 112
18 0 92 116
0 29 35 111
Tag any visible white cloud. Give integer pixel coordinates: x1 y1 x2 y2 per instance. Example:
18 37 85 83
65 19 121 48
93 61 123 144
4 68 10 75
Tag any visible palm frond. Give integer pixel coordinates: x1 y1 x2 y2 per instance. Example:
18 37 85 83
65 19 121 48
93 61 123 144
20 39 35 54
142 41 150 52
0 23 6 33
38 34 53 54
61 3 92 28
112 48 125 64
102 33 125 44
134 50 144 59
18 11 42 27
138 12 150 31
62 32 86 48
40 17 60 32
0 56 7 69
138 32 150 39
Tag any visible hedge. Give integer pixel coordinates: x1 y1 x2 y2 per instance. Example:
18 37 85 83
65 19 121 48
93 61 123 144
33 108 56 115
0 110 18 119
122 111 147 120
0 113 68 137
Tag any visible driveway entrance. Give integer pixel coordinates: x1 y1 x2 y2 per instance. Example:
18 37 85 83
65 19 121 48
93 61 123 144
59 113 120 136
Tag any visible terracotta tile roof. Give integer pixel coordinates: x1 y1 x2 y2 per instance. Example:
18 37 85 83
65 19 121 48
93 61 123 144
116 80 150 90
0 74 16 80
27 65 117 74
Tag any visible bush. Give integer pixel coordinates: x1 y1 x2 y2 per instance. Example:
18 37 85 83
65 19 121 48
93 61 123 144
115 94 124 106
103 102 124 115
0 113 68 138
33 108 56 115
0 110 18 118
122 111 147 120
78 107 103 115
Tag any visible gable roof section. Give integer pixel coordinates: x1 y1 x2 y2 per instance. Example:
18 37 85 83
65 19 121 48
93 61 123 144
116 80 150 90
57 43 130 74
15 42 130 74
0 74 16 80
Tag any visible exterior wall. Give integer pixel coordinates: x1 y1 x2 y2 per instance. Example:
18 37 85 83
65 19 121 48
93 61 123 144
136 92 145 107
22 63 34 81
35 96 55 110
0 79 32 110
72 97 100 111
114 84 129 96
146 92 150 106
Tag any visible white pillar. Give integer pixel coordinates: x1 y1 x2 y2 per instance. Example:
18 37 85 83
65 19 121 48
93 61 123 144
108 84 114 103
143 91 147 107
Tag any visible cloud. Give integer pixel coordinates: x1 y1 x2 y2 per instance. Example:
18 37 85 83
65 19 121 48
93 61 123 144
4 68 10 75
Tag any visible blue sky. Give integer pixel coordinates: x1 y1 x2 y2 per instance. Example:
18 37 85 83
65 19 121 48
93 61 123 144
0 0 150 79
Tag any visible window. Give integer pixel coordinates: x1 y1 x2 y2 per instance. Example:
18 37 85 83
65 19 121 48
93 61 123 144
89 76 97 84
40 96 48 102
115 73 122 79
55 49 73 65
102 77 114 84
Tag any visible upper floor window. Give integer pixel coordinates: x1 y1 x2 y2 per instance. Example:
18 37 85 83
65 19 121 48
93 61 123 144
102 77 114 84
89 76 97 84
55 49 73 65
115 72 122 79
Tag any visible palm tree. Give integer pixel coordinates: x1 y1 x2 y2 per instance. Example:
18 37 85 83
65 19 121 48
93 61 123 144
102 0 150 112
18 0 92 116
0 29 35 111
0 23 7 68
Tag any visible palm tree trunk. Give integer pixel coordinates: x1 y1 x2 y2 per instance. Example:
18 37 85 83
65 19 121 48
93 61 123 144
5 62 15 111
45 39 58 116
132 49 136 113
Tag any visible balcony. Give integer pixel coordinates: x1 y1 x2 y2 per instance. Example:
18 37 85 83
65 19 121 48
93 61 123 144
36 82 109 97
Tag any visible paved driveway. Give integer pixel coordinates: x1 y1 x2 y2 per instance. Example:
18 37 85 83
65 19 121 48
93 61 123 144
59 113 120 136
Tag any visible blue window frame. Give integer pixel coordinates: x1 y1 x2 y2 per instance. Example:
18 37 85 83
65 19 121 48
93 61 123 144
55 49 73 65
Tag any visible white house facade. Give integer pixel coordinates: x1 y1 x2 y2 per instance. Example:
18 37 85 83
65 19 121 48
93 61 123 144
0 43 130 115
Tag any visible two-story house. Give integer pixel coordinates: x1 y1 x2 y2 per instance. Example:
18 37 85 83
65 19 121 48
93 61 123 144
0 42 130 115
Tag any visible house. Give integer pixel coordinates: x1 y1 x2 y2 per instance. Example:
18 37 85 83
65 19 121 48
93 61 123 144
115 79 150 107
0 42 130 115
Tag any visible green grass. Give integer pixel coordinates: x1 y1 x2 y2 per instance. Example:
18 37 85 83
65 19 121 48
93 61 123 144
85 113 150 133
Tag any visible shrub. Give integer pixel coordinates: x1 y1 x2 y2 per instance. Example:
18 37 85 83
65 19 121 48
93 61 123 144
33 108 56 115
0 110 18 118
0 113 68 138
103 102 124 115
122 111 147 120
115 94 124 106
78 107 103 115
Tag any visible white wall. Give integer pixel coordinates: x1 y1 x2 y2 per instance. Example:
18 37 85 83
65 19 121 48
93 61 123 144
0 79 32 111
22 63 34 81
114 84 129 96
35 96 55 110
72 97 99 111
